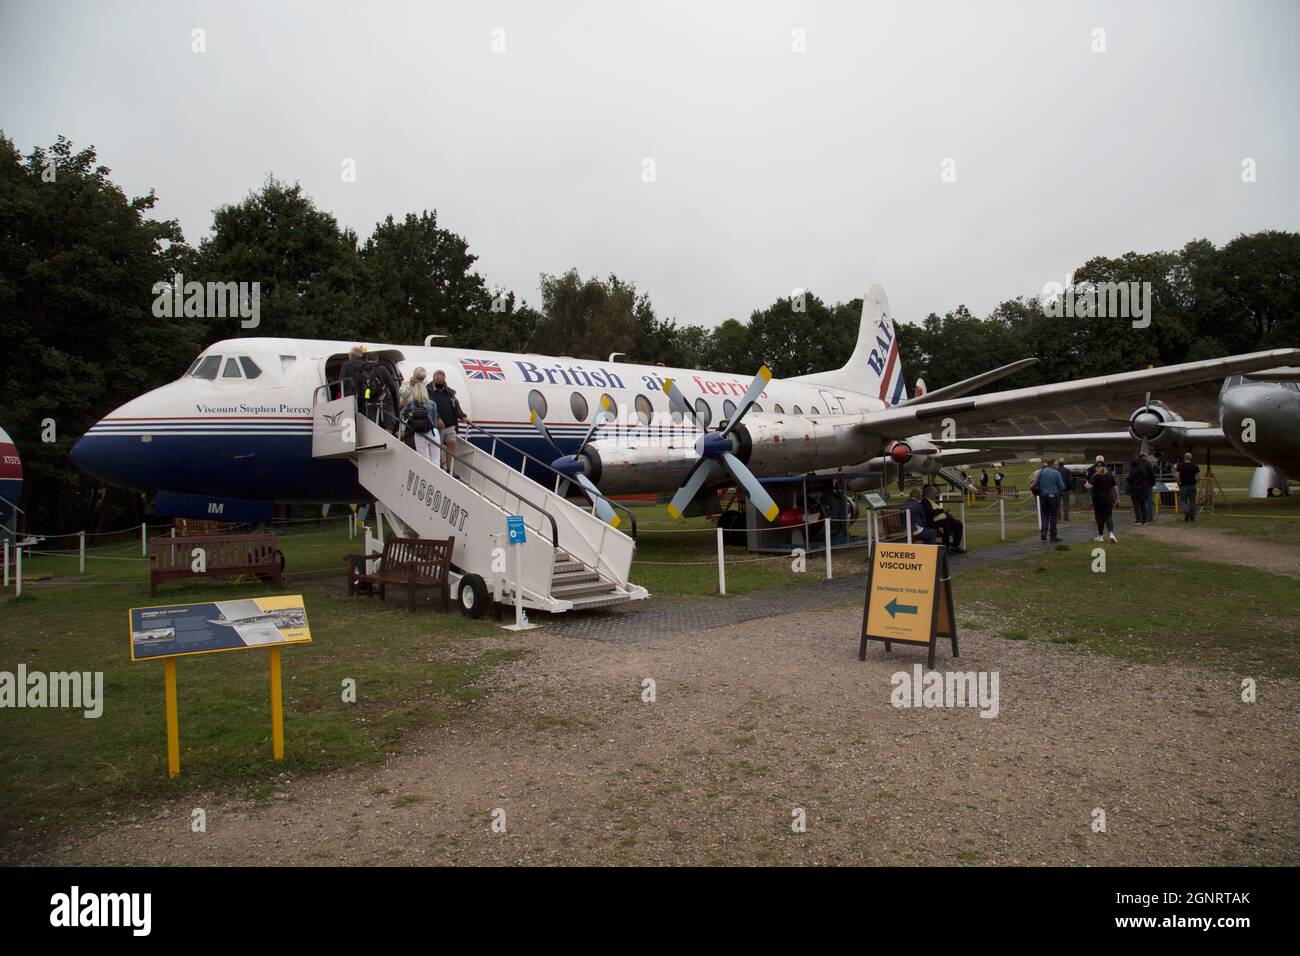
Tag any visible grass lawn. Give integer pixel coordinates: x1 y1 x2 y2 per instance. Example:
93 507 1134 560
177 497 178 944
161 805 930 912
957 534 1299 679
0 522 519 859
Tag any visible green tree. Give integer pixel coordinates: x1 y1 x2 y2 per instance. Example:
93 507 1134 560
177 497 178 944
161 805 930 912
0 134 195 531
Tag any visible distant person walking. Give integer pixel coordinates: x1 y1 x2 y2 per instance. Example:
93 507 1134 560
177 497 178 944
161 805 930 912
1086 462 1119 542
428 369 469 472
993 469 1004 493
1056 458 1072 522
399 368 438 464
1127 455 1152 524
353 352 398 431
1036 460 1066 542
1175 452 1200 522
980 469 989 493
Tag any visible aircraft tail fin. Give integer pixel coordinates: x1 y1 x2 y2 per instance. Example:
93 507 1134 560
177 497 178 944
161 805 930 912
791 284 908 405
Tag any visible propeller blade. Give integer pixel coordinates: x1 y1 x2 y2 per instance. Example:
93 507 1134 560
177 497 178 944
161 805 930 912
721 365 772 436
1153 421 1213 430
573 394 613 454
529 410 564 458
667 459 721 519
574 473 620 527
661 378 699 428
720 452 780 522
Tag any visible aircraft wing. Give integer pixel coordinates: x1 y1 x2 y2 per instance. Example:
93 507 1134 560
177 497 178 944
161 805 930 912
943 428 1232 453
852 348 1300 439
897 358 1039 406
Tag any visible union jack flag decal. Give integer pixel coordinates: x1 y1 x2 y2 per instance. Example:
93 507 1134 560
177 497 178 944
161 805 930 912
459 357 505 381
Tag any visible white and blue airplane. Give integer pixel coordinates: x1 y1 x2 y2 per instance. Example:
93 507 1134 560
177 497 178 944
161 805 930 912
71 285 1299 523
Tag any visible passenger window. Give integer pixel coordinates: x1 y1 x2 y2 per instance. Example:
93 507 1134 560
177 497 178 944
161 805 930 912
527 389 548 420
570 391 589 421
722 399 737 420
694 398 712 428
773 403 784 414
239 356 262 379
810 406 820 415
752 403 763 413
634 394 653 426
599 393 616 421
792 405 802 415
190 355 221 380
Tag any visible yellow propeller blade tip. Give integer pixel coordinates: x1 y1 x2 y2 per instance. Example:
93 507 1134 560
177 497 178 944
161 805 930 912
610 516 621 528
764 504 780 521
662 378 673 391
600 396 612 410
758 365 772 381
666 503 681 519
529 410 538 423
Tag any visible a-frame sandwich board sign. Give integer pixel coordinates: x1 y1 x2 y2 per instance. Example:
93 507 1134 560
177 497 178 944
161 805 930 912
858 541 958 670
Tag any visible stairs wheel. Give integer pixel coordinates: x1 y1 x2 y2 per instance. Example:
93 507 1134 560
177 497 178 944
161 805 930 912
458 573 489 619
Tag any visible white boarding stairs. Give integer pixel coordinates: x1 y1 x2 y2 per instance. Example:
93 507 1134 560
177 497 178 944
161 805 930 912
312 395 648 614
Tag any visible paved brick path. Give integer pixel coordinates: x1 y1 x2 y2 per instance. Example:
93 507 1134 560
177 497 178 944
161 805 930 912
545 507 1108 643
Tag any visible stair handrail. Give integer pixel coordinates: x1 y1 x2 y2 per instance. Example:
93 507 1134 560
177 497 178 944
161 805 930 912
323 386 562 552
456 419 638 539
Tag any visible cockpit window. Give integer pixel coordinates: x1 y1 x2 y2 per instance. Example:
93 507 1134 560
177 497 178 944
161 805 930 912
190 355 221 380
222 358 242 378
239 356 262 379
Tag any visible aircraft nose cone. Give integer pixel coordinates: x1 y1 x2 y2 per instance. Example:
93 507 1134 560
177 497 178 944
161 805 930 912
71 428 143 489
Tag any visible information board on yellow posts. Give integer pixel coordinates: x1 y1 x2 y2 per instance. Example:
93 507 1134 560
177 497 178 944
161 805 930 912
129 595 312 661
865 543 940 645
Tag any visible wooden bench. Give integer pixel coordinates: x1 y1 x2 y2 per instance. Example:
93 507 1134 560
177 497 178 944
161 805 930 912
345 536 455 612
149 533 284 596
876 509 911 543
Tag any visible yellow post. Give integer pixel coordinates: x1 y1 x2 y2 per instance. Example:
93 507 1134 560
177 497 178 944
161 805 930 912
164 658 180 779
269 646 284 761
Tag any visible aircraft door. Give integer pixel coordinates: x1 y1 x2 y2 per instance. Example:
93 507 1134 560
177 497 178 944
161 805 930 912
817 389 844 414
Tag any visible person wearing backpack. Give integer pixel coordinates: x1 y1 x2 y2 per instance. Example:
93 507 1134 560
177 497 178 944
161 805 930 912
353 352 398 431
400 368 438 463
428 369 468 472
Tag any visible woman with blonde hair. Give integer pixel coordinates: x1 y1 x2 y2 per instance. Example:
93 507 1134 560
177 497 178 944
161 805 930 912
399 367 438 463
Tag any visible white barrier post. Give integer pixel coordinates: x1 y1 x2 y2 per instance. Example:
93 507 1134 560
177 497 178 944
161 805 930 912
171 527 176 538
3 539 8 588
141 522 147 557
15 540 21 596
79 531 86 574
959 501 967 550
824 518 833 579
716 526 726 595
999 498 1006 542
906 517 913 544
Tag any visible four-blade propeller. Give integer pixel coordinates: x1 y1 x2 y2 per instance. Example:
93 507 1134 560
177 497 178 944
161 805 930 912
531 398 620 527
661 366 781 522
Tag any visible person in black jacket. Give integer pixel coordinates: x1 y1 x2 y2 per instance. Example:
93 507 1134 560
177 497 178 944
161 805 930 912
338 346 364 399
1127 456 1151 524
922 484 966 553
353 353 399 431
428 369 469 471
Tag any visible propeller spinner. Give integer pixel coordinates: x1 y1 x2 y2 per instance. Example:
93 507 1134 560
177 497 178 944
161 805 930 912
660 366 781 522
530 398 620 527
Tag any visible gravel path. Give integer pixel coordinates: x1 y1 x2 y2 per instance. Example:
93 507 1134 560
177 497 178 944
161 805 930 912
33 603 1298 866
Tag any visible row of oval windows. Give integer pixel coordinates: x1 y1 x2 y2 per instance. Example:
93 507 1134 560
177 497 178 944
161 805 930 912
528 389 825 427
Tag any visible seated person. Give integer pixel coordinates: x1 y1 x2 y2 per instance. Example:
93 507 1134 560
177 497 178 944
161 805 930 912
903 490 937 543
921 483 966 553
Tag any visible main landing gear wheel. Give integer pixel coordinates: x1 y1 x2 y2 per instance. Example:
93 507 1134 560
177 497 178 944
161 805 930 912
458 573 489 619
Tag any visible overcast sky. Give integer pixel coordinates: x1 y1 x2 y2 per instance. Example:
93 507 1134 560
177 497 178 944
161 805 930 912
2 0 1297 331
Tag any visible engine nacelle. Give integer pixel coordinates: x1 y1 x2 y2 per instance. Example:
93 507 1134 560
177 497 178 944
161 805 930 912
582 413 870 495
1128 400 1182 443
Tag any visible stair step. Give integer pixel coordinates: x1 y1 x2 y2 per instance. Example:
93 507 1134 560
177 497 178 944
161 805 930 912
564 589 636 610
552 569 600 585
551 580 617 599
